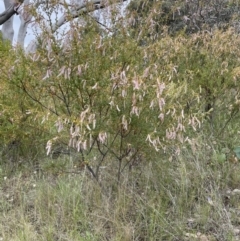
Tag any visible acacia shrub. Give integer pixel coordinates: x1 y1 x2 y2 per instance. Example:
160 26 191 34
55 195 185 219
9 18 197 182
8 15 240 181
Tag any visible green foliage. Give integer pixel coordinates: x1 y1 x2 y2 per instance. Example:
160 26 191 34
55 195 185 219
0 45 48 164
143 29 240 149
3 11 240 183
0 0 240 183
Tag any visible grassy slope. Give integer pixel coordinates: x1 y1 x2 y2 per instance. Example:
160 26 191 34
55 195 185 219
1 145 240 241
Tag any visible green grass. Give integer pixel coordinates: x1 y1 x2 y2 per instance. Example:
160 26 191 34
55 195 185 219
1 143 240 241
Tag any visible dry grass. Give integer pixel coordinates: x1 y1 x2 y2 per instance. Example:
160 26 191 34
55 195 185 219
1 143 240 241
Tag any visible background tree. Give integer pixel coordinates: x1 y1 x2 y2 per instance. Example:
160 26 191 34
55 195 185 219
0 0 127 49
128 0 240 40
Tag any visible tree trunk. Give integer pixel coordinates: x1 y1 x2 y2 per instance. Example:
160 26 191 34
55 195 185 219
1 0 15 42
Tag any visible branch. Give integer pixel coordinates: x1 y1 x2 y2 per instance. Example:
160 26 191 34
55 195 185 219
18 0 45 46
27 0 127 52
0 1 24 25
52 0 127 33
